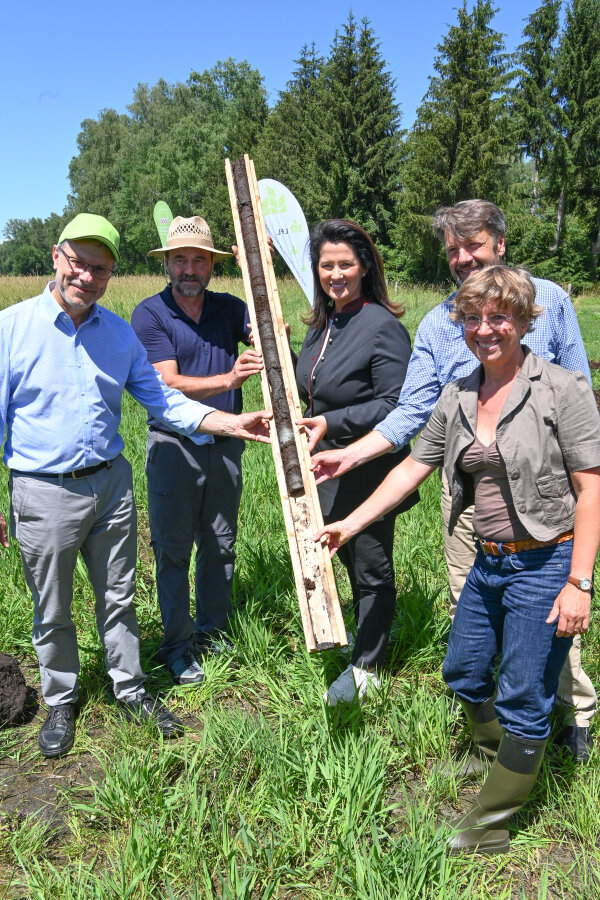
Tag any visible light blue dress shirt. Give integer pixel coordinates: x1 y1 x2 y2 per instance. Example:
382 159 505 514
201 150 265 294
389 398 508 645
0 284 215 473
376 277 591 450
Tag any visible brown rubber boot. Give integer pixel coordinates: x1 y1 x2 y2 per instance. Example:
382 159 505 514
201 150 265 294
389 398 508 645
446 731 547 855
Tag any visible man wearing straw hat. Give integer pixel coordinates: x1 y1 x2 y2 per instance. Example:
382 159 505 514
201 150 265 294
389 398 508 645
0 213 270 758
132 216 263 686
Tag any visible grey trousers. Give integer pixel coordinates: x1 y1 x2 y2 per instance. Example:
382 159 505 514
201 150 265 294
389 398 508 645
145 431 243 667
440 469 597 727
10 455 146 706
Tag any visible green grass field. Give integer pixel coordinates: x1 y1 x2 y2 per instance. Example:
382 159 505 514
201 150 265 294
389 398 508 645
1 275 600 899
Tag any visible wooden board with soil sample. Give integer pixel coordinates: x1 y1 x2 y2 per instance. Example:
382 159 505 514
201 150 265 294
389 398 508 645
226 154 347 653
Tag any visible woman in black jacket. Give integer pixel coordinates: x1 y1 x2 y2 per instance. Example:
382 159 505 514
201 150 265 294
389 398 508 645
295 219 418 704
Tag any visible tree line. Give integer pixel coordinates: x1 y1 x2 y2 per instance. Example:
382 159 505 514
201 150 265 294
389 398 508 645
2 0 599 291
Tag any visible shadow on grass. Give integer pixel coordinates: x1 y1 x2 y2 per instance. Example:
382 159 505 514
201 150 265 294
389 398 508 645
387 565 449 676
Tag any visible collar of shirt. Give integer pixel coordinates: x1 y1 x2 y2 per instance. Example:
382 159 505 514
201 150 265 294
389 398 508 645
42 281 101 331
328 296 371 318
162 285 221 326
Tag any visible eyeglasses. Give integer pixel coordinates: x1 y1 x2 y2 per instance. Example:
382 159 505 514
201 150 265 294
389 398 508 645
463 313 513 331
59 247 116 281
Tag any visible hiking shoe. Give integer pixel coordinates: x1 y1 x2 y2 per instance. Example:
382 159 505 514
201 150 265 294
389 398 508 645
38 702 79 758
324 664 380 706
119 692 183 738
559 725 593 763
168 650 205 686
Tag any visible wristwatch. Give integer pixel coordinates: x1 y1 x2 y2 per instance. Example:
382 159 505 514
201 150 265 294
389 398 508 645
567 575 592 592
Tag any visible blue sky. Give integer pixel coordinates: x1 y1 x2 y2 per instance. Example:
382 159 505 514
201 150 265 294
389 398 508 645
2 0 547 238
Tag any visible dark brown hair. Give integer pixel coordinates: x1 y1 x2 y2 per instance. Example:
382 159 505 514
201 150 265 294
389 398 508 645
304 219 403 330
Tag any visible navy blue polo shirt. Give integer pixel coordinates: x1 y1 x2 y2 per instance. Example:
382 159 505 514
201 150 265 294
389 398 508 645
131 286 250 431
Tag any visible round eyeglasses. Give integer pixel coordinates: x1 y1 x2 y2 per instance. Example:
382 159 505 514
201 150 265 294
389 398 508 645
463 313 513 331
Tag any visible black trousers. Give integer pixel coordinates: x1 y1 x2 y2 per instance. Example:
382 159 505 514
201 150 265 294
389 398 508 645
336 510 397 670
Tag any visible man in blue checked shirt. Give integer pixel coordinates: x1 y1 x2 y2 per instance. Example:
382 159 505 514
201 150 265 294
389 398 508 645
311 199 595 763
0 213 270 759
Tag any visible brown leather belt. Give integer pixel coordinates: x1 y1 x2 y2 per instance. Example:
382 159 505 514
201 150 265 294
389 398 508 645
477 530 574 556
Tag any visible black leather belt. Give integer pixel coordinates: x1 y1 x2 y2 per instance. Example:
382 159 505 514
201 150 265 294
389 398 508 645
12 460 112 480
149 428 231 445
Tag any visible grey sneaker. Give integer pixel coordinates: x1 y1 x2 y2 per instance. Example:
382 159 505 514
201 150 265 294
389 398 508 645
324 664 380 706
168 650 205 686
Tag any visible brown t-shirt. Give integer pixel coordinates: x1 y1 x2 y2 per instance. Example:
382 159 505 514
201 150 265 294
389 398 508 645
459 437 530 541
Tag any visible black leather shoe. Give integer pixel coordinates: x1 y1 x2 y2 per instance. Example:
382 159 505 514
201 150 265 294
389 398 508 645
119 692 183 738
38 703 78 758
560 725 593 763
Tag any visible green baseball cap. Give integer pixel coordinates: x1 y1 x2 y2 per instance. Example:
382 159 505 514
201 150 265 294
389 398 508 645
58 213 120 262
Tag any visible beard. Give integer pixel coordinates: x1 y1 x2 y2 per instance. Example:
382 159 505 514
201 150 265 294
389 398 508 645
166 260 211 298
172 274 208 297
171 275 208 297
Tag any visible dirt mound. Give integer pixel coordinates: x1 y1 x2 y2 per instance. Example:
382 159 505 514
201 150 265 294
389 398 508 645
0 653 27 726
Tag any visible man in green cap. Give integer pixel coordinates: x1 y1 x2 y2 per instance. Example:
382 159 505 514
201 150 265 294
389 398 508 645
0 213 270 758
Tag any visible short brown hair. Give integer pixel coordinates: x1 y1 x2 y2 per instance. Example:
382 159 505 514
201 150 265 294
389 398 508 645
450 265 544 331
433 200 506 251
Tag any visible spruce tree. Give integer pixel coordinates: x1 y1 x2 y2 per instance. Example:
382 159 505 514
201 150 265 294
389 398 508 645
551 0 600 267
255 43 336 225
396 0 511 281
325 15 402 246
257 15 402 252
512 0 562 214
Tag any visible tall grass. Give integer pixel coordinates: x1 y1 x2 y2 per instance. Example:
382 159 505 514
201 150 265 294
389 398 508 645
1 275 599 898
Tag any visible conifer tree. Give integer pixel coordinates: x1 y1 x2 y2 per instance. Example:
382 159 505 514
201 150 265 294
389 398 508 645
396 0 510 281
512 0 562 214
324 15 402 246
258 17 402 251
255 44 335 225
551 0 600 265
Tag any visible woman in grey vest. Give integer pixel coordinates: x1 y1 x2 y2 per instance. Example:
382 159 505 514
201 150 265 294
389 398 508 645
315 265 600 854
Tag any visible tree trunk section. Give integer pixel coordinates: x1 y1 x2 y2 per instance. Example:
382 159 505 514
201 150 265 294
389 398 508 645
550 188 565 252
231 158 304 497
530 158 539 216
591 197 600 272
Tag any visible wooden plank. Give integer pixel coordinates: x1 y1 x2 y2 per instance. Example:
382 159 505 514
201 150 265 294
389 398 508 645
226 155 347 652
246 159 346 644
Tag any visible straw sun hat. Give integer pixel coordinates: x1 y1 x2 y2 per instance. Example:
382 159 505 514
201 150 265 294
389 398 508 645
148 216 232 261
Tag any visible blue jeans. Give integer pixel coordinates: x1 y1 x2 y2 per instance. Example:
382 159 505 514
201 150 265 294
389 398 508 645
443 542 574 740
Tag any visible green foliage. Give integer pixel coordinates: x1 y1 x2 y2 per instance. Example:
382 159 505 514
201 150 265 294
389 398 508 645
255 42 334 227
548 0 600 271
0 214 68 275
257 14 402 251
511 0 562 214
66 61 268 273
395 0 512 282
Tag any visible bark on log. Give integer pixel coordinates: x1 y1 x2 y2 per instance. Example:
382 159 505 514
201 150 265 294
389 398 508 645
231 157 304 497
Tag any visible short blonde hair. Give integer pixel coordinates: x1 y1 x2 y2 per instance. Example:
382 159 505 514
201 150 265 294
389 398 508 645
450 265 544 331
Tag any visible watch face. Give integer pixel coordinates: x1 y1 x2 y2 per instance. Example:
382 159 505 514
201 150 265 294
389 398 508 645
580 578 592 591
